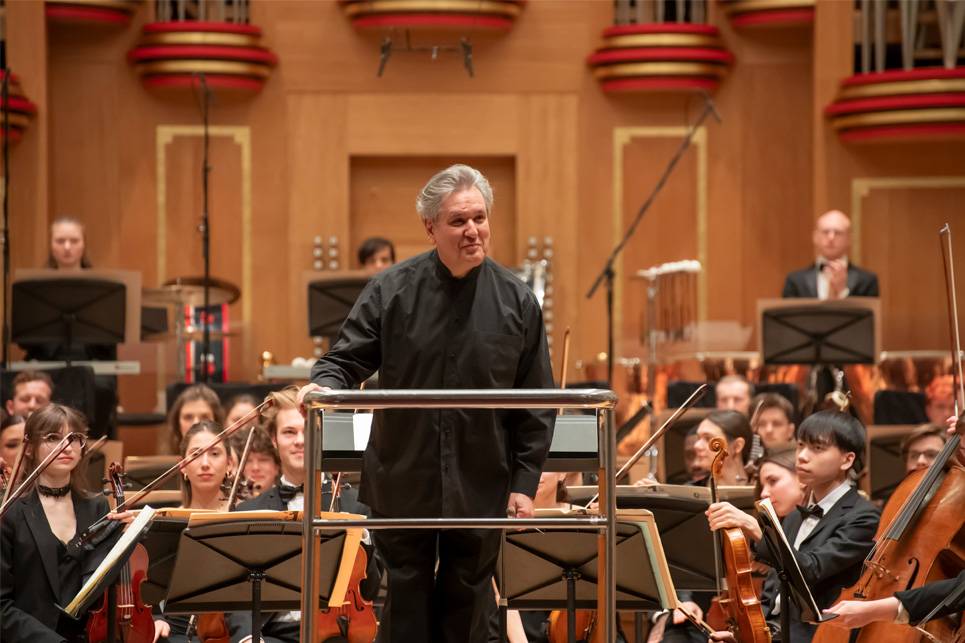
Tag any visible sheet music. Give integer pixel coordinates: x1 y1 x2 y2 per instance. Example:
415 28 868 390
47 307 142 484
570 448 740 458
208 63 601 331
65 506 157 618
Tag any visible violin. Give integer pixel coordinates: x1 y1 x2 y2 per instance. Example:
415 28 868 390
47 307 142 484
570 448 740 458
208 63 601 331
814 224 965 643
318 546 378 643
548 609 600 643
708 437 771 643
87 463 155 643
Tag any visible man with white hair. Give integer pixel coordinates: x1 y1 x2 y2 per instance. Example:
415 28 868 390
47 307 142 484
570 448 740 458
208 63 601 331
298 164 555 643
782 210 879 299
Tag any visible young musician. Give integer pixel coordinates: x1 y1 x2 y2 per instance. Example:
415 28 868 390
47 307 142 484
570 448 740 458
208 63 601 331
1 415 26 482
357 236 396 274
751 393 797 449
166 385 224 455
898 424 947 476
0 404 116 642
711 410 880 643
230 427 279 498
227 387 378 643
45 217 93 270
224 395 259 432
5 371 54 418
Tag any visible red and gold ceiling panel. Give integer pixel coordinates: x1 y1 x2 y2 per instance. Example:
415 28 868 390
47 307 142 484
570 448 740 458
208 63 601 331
129 21 277 94
826 68 965 142
719 0 814 29
587 23 734 93
46 0 141 26
0 72 38 143
338 0 525 30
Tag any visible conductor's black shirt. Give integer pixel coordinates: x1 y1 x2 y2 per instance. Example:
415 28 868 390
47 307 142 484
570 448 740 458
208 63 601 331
311 249 555 519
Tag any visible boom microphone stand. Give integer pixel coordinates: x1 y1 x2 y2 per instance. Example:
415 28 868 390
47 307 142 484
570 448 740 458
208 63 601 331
585 92 721 390
192 72 213 383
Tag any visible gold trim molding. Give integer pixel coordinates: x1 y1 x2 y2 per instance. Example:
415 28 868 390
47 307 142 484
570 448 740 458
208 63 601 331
156 125 253 369
613 126 708 359
851 176 965 264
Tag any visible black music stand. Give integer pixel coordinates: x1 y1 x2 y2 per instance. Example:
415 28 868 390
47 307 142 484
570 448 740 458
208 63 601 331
497 515 676 643
566 485 755 592
307 275 370 339
761 303 876 366
140 515 190 607
12 278 127 367
163 518 355 643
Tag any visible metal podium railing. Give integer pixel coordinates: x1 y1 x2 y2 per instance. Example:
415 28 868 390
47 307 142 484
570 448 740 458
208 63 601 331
302 388 619 643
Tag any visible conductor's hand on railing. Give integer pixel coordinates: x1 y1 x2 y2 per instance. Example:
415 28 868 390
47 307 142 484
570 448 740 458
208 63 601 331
297 383 329 418
506 493 535 519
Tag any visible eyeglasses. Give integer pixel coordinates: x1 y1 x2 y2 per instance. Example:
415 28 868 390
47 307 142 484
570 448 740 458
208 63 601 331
41 432 87 449
907 449 940 462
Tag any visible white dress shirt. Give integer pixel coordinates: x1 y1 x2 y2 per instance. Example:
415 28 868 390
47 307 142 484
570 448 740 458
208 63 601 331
816 256 850 300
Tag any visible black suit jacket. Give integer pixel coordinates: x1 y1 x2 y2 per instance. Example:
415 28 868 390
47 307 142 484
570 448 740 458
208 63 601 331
1 491 111 643
756 487 879 642
782 263 879 298
895 569 965 625
226 482 379 643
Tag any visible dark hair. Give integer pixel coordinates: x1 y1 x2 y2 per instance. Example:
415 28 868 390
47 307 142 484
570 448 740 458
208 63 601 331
230 426 280 470
167 385 224 454
45 217 93 269
225 394 259 420
357 237 396 267
22 403 91 495
179 420 227 507
899 424 948 461
704 409 754 464
1 414 26 434
796 410 866 472
751 392 795 424
754 443 798 498
12 370 54 395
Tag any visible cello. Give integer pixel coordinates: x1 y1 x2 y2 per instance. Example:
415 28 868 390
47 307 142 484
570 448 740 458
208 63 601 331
813 224 965 643
86 463 155 643
708 437 771 643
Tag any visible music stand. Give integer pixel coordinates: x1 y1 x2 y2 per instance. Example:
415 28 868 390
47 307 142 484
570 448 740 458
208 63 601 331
566 484 755 592
497 510 677 643
163 518 356 643
757 298 880 366
307 272 370 339
140 514 191 606
12 278 127 367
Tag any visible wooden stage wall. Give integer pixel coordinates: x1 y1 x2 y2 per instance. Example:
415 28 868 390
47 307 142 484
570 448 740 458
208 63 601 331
3 1 965 414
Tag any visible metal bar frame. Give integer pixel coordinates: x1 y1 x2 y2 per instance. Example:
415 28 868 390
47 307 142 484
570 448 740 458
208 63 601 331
301 388 618 643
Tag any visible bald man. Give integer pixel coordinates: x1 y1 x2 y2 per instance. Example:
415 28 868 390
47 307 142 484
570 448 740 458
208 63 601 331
783 210 879 299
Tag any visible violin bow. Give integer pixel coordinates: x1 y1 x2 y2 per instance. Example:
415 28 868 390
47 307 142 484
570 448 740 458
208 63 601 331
940 225 965 417
226 425 257 511
583 384 707 507
74 399 274 547
1 434 28 507
0 433 84 520
558 327 571 414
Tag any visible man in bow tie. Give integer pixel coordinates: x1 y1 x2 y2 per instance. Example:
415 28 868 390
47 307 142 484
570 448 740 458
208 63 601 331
782 210 879 300
228 386 378 643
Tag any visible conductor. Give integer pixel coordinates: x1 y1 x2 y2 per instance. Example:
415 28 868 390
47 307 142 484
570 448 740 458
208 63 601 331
297 164 556 643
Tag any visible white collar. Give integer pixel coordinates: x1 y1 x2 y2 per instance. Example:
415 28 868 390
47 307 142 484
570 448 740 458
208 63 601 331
817 255 849 268
808 479 851 514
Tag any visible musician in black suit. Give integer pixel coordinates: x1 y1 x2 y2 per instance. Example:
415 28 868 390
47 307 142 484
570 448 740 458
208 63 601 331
226 387 378 643
782 210 879 300
0 404 119 643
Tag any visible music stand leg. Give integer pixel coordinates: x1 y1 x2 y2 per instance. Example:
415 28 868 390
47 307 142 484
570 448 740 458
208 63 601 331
107 582 117 643
564 569 579 643
779 570 790 643
498 600 507 643
635 611 644 643
250 570 266 643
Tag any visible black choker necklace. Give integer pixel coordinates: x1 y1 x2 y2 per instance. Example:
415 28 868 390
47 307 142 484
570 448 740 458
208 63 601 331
38 484 71 499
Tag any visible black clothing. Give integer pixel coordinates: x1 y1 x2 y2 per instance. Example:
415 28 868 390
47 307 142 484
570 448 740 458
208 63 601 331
896 569 965 625
755 486 879 642
310 249 554 643
1 491 112 643
782 263 879 299
310 249 556 520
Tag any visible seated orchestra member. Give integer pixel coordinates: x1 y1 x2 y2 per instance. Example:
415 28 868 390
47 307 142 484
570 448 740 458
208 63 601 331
899 424 947 476
716 375 753 415
224 394 259 432
230 426 280 498
711 410 880 643
653 410 753 642
227 387 378 643
683 425 709 482
357 236 396 275
166 385 224 455
782 210 879 300
5 370 54 418
0 404 152 642
924 375 954 426
752 393 796 449
488 472 627 643
1 415 26 486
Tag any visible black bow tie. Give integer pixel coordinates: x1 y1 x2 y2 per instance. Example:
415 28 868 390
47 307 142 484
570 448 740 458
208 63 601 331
797 504 824 520
278 483 304 504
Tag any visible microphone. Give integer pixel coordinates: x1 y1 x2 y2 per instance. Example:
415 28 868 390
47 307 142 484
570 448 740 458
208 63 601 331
700 90 722 124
